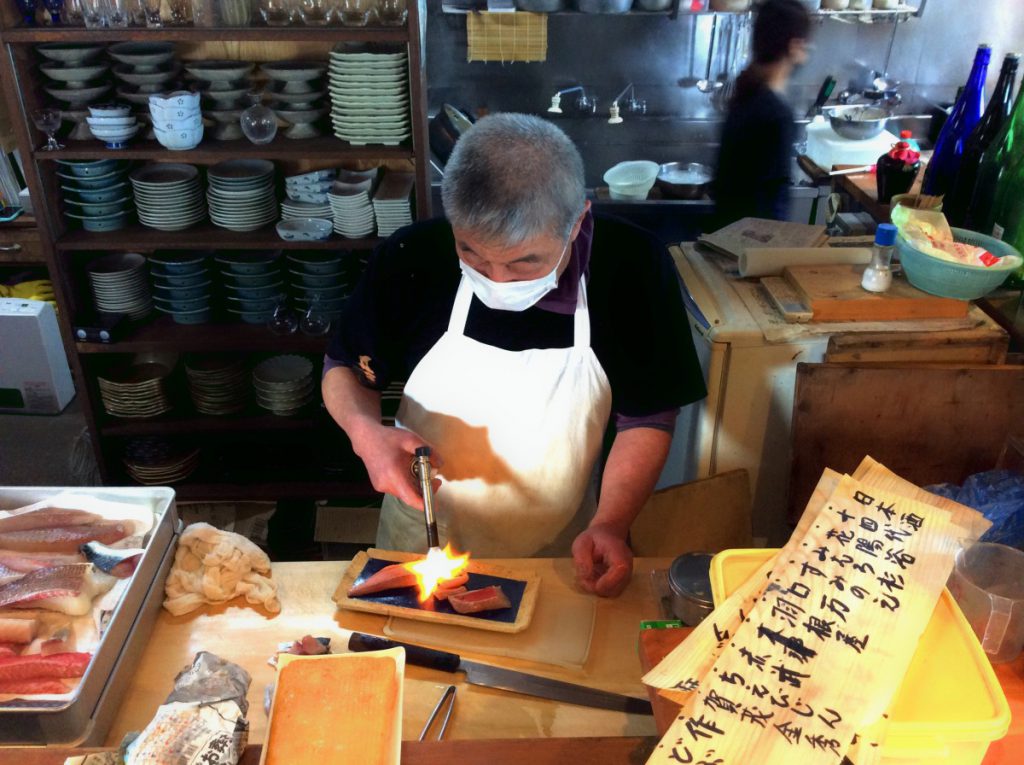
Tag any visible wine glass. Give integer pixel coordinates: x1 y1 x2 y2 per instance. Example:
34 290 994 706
338 0 371 26
267 297 298 335
300 295 331 336
42 0 64 23
376 0 406 26
240 92 278 145
141 0 161 25
15 0 39 25
31 108 64 151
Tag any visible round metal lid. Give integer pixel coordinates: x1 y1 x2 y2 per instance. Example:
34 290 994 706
668 552 714 605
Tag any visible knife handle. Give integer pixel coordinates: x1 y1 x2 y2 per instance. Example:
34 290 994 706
347 631 461 673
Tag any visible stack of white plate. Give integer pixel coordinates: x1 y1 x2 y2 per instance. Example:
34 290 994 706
253 354 315 416
281 199 333 221
207 159 277 233
131 163 206 231
185 354 249 415
328 183 376 239
328 45 410 146
123 436 200 486
86 252 153 320
372 171 415 237
97 354 175 419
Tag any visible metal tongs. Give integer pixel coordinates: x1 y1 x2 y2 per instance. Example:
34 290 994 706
418 684 457 741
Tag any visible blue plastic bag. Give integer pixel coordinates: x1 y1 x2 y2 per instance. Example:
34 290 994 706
926 470 1024 550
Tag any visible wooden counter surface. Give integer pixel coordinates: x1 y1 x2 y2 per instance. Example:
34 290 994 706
105 558 670 745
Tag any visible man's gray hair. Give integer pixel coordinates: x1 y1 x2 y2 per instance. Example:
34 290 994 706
441 113 586 245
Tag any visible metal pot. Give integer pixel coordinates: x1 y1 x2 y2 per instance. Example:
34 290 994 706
574 0 633 12
668 552 714 626
825 105 891 140
428 104 475 167
656 162 713 199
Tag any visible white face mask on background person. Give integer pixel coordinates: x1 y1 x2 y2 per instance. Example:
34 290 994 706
458 241 570 312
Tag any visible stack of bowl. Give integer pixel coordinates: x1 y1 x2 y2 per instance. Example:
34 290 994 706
38 43 110 141
148 251 214 325
86 252 153 320
108 42 180 138
260 61 329 139
58 158 132 232
86 103 140 148
253 354 316 416
287 251 355 321
186 60 254 141
149 91 203 151
215 251 285 324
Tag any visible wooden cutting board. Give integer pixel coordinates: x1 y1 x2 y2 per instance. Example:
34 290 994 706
783 264 969 322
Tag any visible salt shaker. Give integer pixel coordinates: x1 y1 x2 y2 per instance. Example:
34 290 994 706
861 223 898 293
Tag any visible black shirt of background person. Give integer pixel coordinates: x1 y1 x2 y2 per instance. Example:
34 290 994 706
712 83 795 227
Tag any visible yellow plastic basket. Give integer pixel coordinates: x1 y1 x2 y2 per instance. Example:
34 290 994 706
710 548 1011 765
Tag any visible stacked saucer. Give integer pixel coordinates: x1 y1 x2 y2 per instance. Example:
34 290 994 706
59 157 132 232
87 252 153 320
86 103 141 149
131 163 206 231
281 199 332 221
328 44 410 146
372 171 415 237
149 251 214 325
261 61 328 139
207 159 277 232
187 60 253 140
97 354 175 419
185 354 249 415
108 41 180 137
287 251 355 320
123 436 200 485
253 354 316 416
284 168 335 211
328 178 377 239
216 250 285 324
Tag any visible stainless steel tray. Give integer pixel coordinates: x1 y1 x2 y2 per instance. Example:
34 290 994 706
0 487 180 745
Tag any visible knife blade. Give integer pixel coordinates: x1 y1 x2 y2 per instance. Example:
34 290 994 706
346 631 653 715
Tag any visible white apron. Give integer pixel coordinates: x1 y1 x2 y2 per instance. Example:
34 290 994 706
377 273 612 558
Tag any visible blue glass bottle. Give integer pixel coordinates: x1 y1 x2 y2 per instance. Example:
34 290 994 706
922 44 992 197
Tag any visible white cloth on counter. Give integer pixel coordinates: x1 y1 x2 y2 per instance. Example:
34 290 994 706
163 522 280 615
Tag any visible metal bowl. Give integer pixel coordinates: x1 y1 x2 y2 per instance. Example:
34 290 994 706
656 162 713 200
574 0 633 11
826 105 890 140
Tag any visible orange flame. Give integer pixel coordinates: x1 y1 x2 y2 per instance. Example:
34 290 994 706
404 544 470 602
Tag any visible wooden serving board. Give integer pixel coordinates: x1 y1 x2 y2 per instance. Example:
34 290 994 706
783 264 969 322
333 549 539 634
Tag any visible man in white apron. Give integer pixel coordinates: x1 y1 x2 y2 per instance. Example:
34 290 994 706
323 114 705 597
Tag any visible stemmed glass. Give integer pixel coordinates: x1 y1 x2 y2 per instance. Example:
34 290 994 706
15 0 39 25
141 0 161 25
300 295 331 336
31 108 64 151
240 91 278 145
267 297 298 335
42 0 65 23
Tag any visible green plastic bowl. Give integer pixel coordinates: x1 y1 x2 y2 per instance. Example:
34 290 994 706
896 227 1023 301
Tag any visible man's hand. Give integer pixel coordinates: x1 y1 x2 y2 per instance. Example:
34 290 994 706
572 523 634 598
351 423 442 511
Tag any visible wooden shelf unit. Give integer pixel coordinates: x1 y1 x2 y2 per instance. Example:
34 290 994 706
0 4 431 500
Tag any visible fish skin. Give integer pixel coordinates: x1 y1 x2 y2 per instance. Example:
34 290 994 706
0 564 89 612
0 563 23 587
347 562 418 597
80 541 144 579
0 679 69 695
0 550 84 573
0 508 102 533
0 652 91 681
0 522 129 554
0 617 36 644
447 585 512 615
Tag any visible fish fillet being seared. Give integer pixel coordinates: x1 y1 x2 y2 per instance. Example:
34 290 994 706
0 564 113 615
447 585 511 615
0 522 129 554
347 563 418 597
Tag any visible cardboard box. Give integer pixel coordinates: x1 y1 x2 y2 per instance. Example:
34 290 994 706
0 298 74 414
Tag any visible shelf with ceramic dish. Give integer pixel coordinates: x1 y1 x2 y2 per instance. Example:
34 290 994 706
55 223 382 251
75 313 335 354
33 135 415 162
98 408 330 436
0 26 409 44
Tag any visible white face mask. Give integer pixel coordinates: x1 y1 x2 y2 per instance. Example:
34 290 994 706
459 241 569 312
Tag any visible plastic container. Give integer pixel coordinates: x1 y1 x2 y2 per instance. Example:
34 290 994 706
602 160 659 200
947 543 1024 664
896 227 1023 300
710 548 1011 765
900 130 921 152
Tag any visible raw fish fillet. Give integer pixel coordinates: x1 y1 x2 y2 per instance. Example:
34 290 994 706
40 627 75 656
0 549 84 573
0 617 36 644
0 652 91 681
81 541 144 578
0 522 129 554
0 508 102 533
0 564 112 615
433 586 467 602
347 562 418 597
0 563 23 587
447 585 511 615
0 644 19 657
0 679 69 695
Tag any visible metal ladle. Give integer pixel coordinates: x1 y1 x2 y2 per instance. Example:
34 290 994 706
696 14 723 94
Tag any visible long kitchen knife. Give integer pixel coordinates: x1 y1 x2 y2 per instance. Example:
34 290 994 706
346 631 653 715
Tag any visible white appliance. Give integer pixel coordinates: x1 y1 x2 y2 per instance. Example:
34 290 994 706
0 298 75 414
656 246 1005 546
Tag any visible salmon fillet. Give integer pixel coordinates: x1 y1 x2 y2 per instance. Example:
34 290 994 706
0 652 91 681
347 562 418 597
